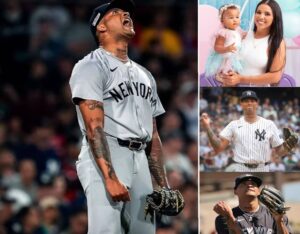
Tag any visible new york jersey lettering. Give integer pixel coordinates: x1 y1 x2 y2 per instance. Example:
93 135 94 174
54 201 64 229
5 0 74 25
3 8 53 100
108 81 156 106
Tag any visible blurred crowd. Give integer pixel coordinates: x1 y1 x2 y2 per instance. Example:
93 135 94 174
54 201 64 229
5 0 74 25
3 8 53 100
200 88 300 172
0 0 198 233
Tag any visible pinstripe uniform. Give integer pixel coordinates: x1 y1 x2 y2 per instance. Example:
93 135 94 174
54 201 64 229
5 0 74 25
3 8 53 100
70 47 164 234
220 116 283 172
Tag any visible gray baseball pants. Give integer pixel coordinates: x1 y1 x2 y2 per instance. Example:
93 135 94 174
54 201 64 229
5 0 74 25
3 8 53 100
76 136 155 234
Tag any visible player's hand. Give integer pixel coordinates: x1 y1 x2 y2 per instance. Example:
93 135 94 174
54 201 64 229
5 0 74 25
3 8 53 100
200 113 211 131
105 178 131 202
226 43 237 53
222 71 240 86
213 201 234 218
272 212 285 224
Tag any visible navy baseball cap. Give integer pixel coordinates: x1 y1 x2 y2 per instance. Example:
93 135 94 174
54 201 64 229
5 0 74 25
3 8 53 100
240 90 259 101
234 174 262 189
89 0 135 44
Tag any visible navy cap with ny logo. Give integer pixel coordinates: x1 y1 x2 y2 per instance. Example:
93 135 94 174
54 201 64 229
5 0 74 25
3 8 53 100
240 90 259 101
234 174 262 189
89 0 135 44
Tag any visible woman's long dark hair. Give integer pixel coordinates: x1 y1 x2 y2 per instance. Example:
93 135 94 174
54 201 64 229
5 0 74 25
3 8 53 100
254 0 284 73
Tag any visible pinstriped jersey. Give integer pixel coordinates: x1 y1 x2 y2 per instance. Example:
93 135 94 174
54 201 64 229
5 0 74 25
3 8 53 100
220 116 283 163
69 47 165 142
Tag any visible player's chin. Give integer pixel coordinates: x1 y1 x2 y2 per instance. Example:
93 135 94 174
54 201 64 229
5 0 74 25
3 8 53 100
123 26 135 36
129 30 135 37
245 191 257 196
245 108 254 113
123 31 135 39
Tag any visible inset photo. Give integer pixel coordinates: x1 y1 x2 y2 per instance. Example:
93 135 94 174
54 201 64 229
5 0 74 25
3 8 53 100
200 172 300 234
200 87 300 172
198 0 300 87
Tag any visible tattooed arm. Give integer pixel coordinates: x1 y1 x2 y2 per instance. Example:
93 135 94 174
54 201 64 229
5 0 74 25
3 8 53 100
146 118 169 188
200 113 229 154
78 99 130 202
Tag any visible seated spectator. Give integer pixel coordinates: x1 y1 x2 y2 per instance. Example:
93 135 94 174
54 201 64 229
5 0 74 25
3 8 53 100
139 10 183 59
39 196 61 234
283 153 298 171
12 159 38 202
9 205 44 234
0 148 18 186
61 208 87 234
270 156 286 172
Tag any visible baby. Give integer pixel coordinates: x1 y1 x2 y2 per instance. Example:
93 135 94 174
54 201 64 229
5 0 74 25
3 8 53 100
205 4 245 81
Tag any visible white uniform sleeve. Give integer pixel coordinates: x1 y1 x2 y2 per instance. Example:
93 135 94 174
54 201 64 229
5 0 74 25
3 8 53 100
150 75 165 117
219 121 234 141
269 121 284 148
69 60 105 104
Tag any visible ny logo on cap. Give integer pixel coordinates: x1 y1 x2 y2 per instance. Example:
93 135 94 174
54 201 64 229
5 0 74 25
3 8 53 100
247 91 252 96
92 13 101 26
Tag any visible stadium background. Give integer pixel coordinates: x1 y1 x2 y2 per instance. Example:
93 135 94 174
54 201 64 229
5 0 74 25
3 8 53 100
200 88 300 172
200 172 300 234
0 0 198 233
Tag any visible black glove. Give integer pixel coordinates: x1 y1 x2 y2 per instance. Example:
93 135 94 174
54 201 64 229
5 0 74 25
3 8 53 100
144 187 185 222
258 186 290 215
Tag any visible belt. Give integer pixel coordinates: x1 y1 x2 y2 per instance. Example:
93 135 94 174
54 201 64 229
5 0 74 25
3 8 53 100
234 161 271 169
85 135 146 151
117 138 146 151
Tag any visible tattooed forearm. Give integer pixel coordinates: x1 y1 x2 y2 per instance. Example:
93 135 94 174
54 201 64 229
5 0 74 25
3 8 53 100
147 152 168 188
148 120 168 187
84 100 104 111
89 126 115 179
207 127 221 149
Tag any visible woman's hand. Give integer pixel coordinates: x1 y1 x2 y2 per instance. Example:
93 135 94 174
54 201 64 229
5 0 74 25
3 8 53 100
222 71 241 86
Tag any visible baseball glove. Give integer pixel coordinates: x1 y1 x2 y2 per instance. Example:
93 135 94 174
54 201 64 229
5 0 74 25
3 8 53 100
144 187 185 222
283 127 298 152
258 186 290 215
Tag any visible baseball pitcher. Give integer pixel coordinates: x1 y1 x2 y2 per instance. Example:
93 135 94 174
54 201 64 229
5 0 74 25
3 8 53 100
69 0 184 233
214 174 292 234
200 90 298 172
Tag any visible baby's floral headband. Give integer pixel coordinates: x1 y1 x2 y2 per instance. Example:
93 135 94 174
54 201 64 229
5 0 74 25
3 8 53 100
219 4 240 19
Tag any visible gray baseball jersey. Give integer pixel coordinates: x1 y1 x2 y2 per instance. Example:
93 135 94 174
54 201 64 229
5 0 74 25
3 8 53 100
215 206 292 234
70 47 165 142
70 47 165 234
220 116 283 164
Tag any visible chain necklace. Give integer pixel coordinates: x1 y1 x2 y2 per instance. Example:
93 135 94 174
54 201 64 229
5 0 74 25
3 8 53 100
239 206 260 222
99 46 129 63
253 38 259 49
253 37 264 49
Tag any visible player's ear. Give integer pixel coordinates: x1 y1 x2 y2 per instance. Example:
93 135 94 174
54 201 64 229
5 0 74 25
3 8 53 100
97 22 107 33
234 189 237 195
